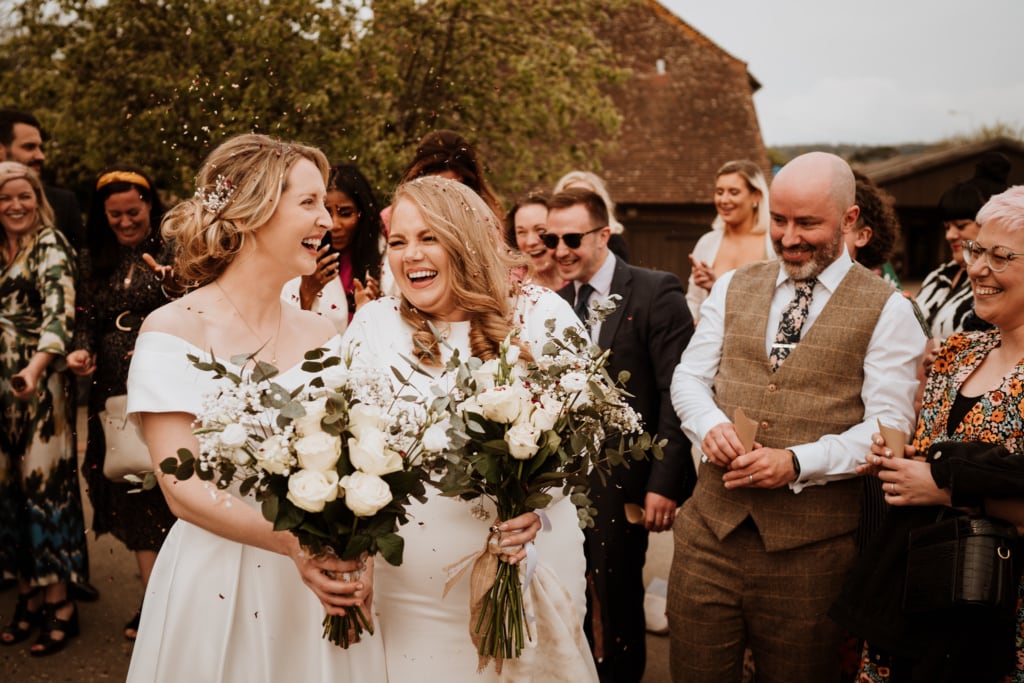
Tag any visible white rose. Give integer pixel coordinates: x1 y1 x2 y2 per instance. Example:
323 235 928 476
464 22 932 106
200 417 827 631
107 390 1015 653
560 371 591 408
421 421 451 453
472 359 500 390
219 423 249 448
255 435 295 475
294 397 328 437
529 395 563 432
477 384 529 424
294 432 341 472
286 469 340 513
348 431 404 476
506 423 541 460
348 403 388 440
321 364 351 391
231 448 251 466
340 471 393 516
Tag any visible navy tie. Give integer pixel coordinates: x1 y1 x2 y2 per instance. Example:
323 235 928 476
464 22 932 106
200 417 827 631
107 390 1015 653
573 283 595 327
769 279 816 371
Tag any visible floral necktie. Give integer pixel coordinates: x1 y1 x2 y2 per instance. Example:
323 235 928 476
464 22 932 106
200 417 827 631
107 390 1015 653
769 279 816 371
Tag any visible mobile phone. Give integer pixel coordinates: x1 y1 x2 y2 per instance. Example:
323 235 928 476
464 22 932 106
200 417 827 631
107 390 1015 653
319 232 337 255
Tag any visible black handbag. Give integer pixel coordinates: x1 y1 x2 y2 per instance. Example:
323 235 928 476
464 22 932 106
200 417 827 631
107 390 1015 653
903 513 1018 614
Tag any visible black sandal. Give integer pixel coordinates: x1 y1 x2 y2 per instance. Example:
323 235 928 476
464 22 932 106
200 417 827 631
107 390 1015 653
29 598 79 657
124 607 142 641
1 587 43 645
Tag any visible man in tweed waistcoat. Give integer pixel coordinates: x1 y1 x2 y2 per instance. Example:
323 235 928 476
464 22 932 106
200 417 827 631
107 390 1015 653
667 152 926 682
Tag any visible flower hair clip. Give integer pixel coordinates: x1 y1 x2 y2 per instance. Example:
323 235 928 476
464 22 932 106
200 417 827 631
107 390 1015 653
196 174 235 215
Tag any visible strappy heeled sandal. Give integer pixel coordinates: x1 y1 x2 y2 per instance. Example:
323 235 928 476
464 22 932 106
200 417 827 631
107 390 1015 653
1 586 43 645
29 598 79 657
124 606 142 641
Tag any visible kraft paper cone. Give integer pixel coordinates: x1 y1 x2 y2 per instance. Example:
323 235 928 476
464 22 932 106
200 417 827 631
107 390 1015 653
734 408 757 452
876 419 906 458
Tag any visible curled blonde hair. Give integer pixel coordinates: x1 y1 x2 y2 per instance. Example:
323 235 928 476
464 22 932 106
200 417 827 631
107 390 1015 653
0 161 56 240
392 176 529 365
162 133 329 285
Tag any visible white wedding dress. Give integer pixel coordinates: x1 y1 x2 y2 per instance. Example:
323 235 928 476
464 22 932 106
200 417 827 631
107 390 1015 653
124 332 387 683
343 286 598 683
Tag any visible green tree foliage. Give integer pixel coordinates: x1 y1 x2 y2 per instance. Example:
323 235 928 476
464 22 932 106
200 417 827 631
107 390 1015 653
0 0 625 204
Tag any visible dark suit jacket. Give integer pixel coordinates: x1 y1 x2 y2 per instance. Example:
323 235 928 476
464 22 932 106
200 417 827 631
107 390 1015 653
560 255 696 505
44 184 84 251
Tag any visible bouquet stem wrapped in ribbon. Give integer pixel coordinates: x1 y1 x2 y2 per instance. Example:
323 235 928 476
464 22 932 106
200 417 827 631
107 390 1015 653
432 318 663 670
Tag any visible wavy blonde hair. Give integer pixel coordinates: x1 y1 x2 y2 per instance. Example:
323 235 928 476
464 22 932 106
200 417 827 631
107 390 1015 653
162 133 329 286
0 161 56 239
392 176 529 366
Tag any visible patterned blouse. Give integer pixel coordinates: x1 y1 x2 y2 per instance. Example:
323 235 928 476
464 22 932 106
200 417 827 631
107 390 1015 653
913 330 1024 455
857 329 1024 683
915 260 975 340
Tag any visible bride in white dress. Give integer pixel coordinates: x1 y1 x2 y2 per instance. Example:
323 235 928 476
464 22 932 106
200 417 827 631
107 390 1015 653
124 134 386 682
343 176 598 682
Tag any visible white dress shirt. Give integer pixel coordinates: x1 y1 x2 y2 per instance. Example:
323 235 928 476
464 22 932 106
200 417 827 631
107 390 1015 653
671 251 926 492
575 251 616 344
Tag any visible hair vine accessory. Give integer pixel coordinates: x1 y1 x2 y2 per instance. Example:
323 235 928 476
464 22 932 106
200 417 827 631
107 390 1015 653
96 171 150 191
196 174 235 215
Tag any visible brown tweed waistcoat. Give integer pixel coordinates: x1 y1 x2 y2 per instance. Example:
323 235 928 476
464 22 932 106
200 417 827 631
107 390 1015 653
690 260 894 551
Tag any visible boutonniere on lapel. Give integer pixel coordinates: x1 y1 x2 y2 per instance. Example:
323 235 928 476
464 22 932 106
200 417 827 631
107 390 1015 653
584 293 622 329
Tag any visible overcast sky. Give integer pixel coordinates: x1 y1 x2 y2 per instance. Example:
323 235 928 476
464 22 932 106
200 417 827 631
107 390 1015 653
661 0 1024 146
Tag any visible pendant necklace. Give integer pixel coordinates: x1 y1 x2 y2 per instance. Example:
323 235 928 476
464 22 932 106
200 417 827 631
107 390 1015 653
215 281 282 364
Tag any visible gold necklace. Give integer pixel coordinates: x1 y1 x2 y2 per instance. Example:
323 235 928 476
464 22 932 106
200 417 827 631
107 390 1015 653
215 281 282 364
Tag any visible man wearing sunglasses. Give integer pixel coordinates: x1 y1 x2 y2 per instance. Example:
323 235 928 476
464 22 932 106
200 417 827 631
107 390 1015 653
668 152 926 682
548 187 695 683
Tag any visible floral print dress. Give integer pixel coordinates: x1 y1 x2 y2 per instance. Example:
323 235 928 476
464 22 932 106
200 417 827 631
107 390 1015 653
858 330 1024 682
0 226 87 585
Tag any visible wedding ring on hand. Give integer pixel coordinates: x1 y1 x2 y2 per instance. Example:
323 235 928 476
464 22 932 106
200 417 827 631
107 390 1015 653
888 482 895 494
748 474 754 484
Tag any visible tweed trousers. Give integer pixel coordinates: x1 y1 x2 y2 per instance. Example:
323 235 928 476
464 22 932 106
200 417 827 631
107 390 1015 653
668 503 856 683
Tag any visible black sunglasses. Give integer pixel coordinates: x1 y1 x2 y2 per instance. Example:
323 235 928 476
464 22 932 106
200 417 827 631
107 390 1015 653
540 226 604 250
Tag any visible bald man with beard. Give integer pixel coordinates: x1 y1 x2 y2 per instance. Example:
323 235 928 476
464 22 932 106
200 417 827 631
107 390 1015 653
667 153 926 682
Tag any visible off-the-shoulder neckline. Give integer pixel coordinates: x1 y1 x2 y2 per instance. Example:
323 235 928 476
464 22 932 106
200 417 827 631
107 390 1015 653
136 331 342 377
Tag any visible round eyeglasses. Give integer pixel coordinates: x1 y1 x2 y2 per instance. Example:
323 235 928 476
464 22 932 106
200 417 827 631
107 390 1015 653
962 239 1024 272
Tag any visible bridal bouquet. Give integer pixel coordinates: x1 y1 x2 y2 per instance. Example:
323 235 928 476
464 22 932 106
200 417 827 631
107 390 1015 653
156 345 446 647
432 318 663 671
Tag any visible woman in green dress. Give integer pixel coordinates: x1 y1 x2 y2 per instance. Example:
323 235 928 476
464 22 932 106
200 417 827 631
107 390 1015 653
0 161 86 656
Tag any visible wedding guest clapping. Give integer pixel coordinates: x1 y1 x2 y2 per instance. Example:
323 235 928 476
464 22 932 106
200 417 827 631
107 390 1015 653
123 135 385 681
685 159 774 323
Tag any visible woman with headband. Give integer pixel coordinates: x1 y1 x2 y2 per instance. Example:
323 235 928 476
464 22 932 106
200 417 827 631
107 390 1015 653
65 165 177 641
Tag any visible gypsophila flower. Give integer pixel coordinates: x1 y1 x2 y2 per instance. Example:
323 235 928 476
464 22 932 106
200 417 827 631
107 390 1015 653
156 342 445 649
430 304 661 671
